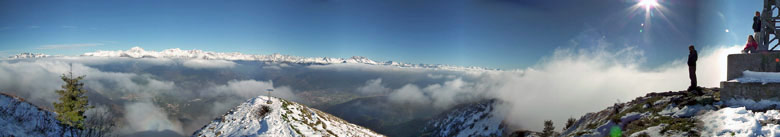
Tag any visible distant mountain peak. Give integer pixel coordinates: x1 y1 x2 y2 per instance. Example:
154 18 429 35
80 47 497 71
8 53 51 59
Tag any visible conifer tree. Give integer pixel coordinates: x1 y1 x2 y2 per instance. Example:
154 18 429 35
53 63 90 129
542 120 556 137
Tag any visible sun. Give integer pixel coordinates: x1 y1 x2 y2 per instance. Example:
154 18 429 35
638 0 659 11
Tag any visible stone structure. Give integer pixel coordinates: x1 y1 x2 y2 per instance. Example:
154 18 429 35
720 52 780 101
721 82 780 101
726 53 780 80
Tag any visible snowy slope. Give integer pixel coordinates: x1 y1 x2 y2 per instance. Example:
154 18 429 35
557 88 780 137
8 53 51 59
0 92 78 136
192 96 384 137
560 90 719 137
81 47 493 71
422 100 505 137
733 70 780 84
697 107 780 137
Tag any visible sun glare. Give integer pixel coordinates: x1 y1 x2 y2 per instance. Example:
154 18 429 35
638 0 659 11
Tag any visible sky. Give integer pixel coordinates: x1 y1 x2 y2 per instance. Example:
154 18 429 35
0 0 764 69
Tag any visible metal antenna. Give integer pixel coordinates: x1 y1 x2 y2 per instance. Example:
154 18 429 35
759 0 780 51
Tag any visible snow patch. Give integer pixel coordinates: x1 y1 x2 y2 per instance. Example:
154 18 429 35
734 71 780 84
697 107 780 137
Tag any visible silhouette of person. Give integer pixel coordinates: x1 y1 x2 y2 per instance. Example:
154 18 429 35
688 45 698 90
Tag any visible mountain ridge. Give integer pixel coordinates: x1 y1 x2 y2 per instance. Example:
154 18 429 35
192 96 384 137
78 47 496 71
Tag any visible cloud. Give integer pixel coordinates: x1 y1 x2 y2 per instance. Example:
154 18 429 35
376 42 740 131
427 74 456 79
61 25 77 29
0 60 182 136
307 63 428 73
123 101 184 135
387 78 487 109
28 26 40 29
181 59 236 69
208 80 299 101
356 78 390 95
388 84 430 105
204 79 302 119
37 43 104 50
0 39 743 135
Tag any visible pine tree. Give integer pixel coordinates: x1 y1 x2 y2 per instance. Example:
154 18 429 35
564 117 576 130
53 63 90 129
542 120 555 137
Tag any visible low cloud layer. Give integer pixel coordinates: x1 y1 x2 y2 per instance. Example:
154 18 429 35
356 78 391 95
0 41 742 136
349 44 740 131
0 58 299 136
123 101 184 134
181 59 236 69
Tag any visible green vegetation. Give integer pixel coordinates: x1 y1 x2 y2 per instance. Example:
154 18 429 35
541 120 557 137
609 96 665 124
574 130 592 136
53 68 91 129
564 117 576 130
624 116 699 136
586 123 600 129
291 125 303 136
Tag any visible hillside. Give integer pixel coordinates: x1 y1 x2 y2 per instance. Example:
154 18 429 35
421 99 505 137
560 88 780 137
192 96 384 137
0 92 79 136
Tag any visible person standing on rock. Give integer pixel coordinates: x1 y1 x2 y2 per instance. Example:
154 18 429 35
688 45 698 91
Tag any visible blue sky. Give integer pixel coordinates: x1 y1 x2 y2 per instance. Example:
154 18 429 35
0 0 764 69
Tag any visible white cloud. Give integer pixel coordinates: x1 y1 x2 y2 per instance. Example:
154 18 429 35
388 84 430 105
377 43 741 131
181 59 236 69
0 41 744 134
37 43 104 50
427 74 456 79
0 60 182 135
205 79 302 119
123 101 184 135
356 78 390 95
208 79 300 102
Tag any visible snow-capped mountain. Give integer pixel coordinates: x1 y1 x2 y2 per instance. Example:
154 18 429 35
422 99 506 137
8 53 51 59
81 47 494 71
0 93 79 136
192 96 384 137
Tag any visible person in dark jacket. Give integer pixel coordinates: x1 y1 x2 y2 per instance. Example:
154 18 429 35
754 11 761 47
754 11 761 33
688 45 698 90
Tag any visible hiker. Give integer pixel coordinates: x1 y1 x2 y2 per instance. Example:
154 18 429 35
688 45 698 90
743 35 758 53
753 11 761 45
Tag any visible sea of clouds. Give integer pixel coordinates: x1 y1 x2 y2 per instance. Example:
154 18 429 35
0 40 741 136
